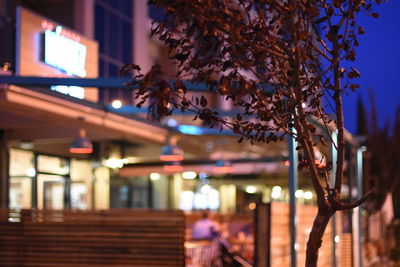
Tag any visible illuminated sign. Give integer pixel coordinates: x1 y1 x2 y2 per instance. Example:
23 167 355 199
50 85 85 99
43 25 87 77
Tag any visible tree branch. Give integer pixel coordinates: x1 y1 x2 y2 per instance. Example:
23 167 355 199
337 188 375 211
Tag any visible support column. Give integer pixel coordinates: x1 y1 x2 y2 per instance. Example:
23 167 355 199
288 132 298 267
330 130 338 267
355 147 365 267
0 130 9 209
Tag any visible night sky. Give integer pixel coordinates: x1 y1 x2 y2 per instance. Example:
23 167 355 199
343 1 400 133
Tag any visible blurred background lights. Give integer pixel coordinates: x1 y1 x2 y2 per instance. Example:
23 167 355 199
199 172 208 179
295 189 304 198
182 171 196 179
248 202 256 210
149 172 161 181
271 185 282 199
334 235 340 243
200 184 211 194
245 185 257 194
166 118 178 127
111 99 122 109
26 168 36 177
104 158 123 169
304 191 313 200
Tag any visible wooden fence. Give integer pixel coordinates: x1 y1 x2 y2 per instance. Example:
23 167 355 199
0 209 185 266
271 202 344 267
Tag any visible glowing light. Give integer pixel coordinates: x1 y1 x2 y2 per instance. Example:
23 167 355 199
179 191 194 210
245 186 257 194
163 163 183 172
200 184 211 194
199 172 208 179
26 168 36 177
104 158 124 169
272 186 282 192
150 173 161 181
182 171 197 179
51 85 84 99
271 186 282 199
166 118 178 127
304 191 313 200
44 26 87 77
177 125 203 135
284 160 290 166
69 147 93 154
295 190 304 198
334 235 340 243
248 202 256 210
160 155 184 161
111 99 122 109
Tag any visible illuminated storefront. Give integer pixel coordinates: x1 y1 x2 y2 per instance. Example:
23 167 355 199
2 7 169 210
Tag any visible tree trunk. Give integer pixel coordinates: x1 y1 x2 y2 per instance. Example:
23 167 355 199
305 211 334 267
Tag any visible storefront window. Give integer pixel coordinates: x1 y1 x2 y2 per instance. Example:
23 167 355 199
37 174 65 210
70 159 92 210
9 178 32 209
9 149 34 209
9 149 34 176
193 185 220 210
37 155 69 175
71 183 88 210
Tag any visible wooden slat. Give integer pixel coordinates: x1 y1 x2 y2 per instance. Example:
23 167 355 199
0 209 185 266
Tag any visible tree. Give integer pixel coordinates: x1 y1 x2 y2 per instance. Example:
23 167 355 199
122 1 382 266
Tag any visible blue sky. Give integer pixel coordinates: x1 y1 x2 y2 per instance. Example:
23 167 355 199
343 1 400 133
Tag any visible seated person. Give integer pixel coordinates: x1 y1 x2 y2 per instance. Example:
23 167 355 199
192 209 219 240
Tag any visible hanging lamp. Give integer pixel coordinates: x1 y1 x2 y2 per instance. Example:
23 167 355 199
160 136 184 161
69 128 93 154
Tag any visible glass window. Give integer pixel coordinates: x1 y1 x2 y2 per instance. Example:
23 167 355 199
120 0 132 17
122 21 132 62
108 63 119 77
37 174 65 210
9 178 32 209
9 149 34 177
94 3 105 53
95 0 133 78
71 183 88 210
37 155 69 175
99 58 106 77
70 159 92 182
108 12 119 60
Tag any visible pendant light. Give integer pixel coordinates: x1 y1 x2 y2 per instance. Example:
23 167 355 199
160 136 184 161
69 128 93 154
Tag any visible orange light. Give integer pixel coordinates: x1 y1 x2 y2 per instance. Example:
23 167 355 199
248 202 256 210
213 166 234 174
160 155 184 161
284 160 290 166
163 164 183 172
69 147 93 154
